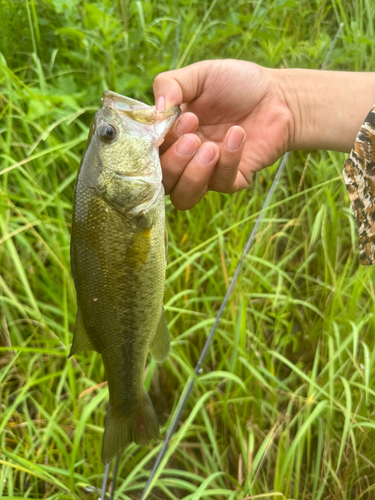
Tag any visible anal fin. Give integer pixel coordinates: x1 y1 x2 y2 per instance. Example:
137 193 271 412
68 308 98 357
149 308 170 362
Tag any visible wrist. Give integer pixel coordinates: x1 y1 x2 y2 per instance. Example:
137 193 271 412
271 68 375 153
259 66 296 158
270 68 321 152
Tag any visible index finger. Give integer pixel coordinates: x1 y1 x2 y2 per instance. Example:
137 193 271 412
153 61 210 110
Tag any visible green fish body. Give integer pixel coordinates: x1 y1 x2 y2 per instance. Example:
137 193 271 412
70 91 180 464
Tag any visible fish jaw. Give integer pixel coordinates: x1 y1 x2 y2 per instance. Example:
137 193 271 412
101 90 181 146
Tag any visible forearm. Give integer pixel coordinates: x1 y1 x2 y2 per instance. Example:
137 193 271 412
271 68 375 153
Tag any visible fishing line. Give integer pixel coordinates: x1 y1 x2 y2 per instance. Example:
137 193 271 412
99 21 344 500
100 461 110 500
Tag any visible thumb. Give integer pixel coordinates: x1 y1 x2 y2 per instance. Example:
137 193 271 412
153 61 209 111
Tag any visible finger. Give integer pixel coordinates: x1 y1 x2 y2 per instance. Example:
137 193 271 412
170 142 220 210
159 112 199 155
153 61 209 110
160 133 201 195
209 126 246 193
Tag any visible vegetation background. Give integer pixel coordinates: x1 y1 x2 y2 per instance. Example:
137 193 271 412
1 0 375 499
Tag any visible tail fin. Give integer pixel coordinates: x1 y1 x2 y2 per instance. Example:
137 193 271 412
101 390 159 464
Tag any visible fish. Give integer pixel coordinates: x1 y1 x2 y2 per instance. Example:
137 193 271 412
69 90 180 464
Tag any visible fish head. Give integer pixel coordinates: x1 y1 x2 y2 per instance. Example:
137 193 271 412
92 91 180 181
80 92 180 214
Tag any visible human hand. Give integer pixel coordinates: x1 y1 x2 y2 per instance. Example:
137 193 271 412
154 59 293 210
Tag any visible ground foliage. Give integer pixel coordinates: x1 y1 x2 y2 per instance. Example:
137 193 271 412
1 0 375 499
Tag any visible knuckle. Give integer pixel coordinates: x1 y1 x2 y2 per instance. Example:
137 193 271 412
209 179 234 194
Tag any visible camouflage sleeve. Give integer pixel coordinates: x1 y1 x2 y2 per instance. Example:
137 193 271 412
343 105 375 265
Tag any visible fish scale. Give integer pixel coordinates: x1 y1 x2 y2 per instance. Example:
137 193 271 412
69 91 180 463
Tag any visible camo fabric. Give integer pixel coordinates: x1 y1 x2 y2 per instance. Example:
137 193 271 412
343 105 375 265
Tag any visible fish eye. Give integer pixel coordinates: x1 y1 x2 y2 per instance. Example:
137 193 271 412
99 124 117 143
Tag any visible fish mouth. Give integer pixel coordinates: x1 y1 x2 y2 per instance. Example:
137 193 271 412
101 90 180 125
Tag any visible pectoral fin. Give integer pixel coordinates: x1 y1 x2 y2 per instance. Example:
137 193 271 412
149 309 170 362
125 217 152 269
68 308 98 357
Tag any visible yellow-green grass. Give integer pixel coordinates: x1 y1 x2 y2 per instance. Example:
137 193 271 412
1 0 375 499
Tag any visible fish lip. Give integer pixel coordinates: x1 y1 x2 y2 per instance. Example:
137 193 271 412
101 91 148 110
156 106 181 121
117 105 181 125
115 172 154 182
101 90 181 124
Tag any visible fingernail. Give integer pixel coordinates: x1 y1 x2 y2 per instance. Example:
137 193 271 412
196 144 215 165
156 96 165 111
226 127 244 151
176 135 198 156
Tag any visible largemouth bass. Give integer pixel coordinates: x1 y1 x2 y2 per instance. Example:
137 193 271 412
69 91 180 464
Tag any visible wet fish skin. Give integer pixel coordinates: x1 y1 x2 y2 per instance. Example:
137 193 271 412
70 91 180 464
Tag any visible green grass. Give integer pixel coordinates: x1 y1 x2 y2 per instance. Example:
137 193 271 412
1 0 375 499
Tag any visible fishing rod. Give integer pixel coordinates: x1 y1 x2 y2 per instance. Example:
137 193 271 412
98 21 344 500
